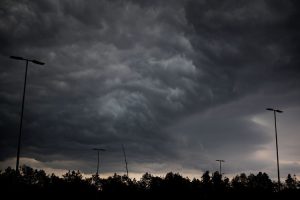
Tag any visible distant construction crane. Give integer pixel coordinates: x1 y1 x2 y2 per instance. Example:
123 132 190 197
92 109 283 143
122 144 129 177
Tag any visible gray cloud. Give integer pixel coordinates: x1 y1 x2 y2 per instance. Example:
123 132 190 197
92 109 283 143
0 0 299 178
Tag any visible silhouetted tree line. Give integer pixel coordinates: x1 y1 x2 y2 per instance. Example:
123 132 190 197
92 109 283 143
1 165 299 199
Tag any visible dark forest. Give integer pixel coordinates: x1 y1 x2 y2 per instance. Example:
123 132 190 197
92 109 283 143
1 165 299 199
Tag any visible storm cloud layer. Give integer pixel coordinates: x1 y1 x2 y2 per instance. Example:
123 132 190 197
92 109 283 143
0 0 299 178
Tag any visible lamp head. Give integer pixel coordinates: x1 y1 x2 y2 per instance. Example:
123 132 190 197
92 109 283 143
31 60 45 65
92 148 106 151
10 56 24 60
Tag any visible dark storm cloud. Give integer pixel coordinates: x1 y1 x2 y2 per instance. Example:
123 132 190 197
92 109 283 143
0 0 299 177
0 0 196 170
185 0 300 98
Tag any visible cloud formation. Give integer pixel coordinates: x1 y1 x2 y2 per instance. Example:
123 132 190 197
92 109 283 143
0 0 299 178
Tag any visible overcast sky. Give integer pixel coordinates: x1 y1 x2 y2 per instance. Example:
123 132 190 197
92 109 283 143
0 0 299 179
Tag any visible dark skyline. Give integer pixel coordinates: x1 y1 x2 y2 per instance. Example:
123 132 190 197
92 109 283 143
0 0 299 179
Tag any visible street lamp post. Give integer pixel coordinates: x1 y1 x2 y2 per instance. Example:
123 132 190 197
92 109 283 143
216 160 225 175
10 56 45 173
92 148 106 177
266 108 283 190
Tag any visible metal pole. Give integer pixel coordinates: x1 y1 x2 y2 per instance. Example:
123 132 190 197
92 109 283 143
16 60 29 173
10 56 44 173
216 160 224 176
92 148 105 177
266 108 282 191
96 150 100 176
274 111 281 190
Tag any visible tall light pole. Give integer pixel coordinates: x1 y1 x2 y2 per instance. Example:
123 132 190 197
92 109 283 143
216 160 225 175
122 144 129 177
266 108 283 190
92 148 106 177
10 56 45 173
